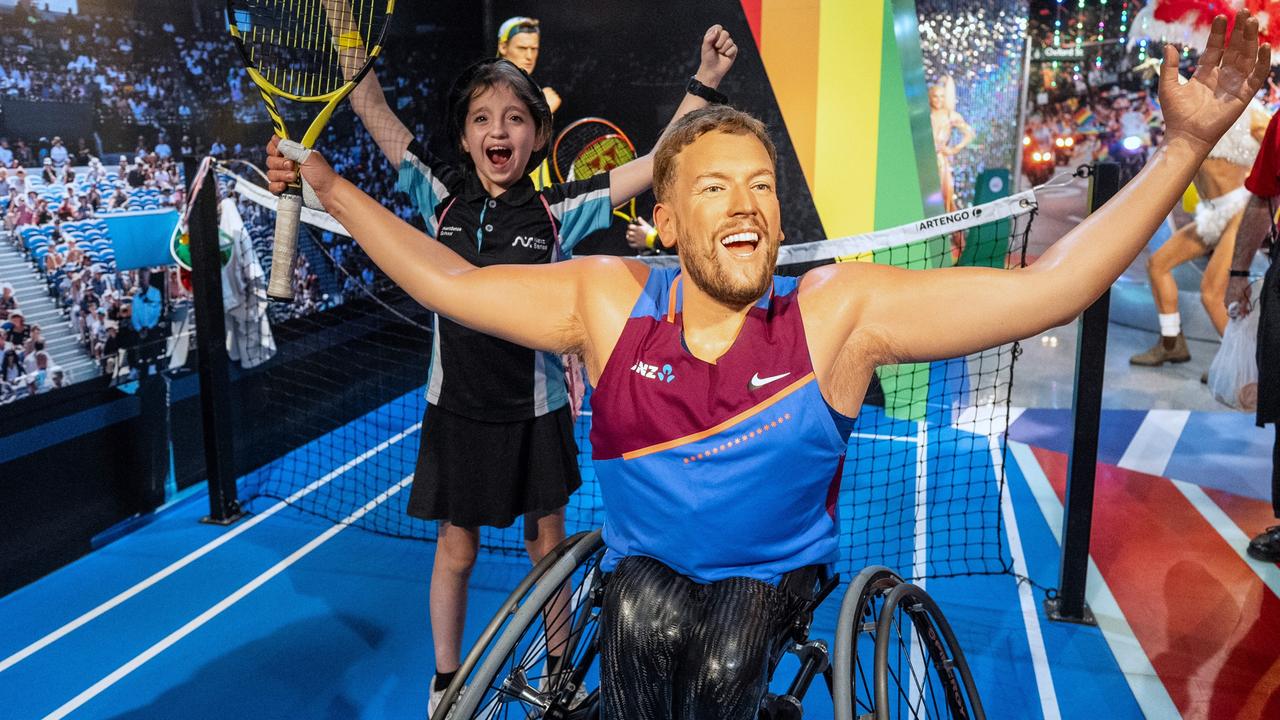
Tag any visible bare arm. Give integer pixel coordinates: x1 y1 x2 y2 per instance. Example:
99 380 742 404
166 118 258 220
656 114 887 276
1228 192 1272 312
805 13 1269 367
947 114 975 155
348 71 412 166
608 25 738 207
321 0 412 165
267 137 644 374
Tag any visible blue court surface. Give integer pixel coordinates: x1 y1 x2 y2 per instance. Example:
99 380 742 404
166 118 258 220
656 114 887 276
1 398 1275 719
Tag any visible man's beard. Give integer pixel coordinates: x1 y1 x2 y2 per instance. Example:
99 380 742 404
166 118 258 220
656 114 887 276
681 232 777 308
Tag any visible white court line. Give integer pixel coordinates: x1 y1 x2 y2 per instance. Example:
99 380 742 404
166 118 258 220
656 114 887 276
1170 479 1280 600
0 422 421 674
849 431 918 444
912 421 928 588
1009 441 1182 719
994 430 1062 720
1117 410 1190 477
960 406 1062 719
43 474 415 720
909 421 928 712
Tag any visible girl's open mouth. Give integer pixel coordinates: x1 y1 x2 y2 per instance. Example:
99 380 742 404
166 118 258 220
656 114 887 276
485 146 513 168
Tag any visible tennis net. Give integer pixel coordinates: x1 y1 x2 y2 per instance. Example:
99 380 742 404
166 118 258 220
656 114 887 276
217 166 1035 580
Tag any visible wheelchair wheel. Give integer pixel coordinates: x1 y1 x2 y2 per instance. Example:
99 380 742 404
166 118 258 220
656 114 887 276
436 529 606 719
832 566 904 720
872 583 984 720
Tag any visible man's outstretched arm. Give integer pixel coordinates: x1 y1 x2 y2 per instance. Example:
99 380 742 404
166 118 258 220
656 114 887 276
807 12 1270 366
607 25 737 207
266 137 643 369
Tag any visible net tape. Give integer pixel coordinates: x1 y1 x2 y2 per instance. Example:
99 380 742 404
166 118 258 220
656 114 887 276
228 170 1036 266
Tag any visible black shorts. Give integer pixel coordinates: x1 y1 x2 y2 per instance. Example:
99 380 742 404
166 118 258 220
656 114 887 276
407 403 582 529
599 556 819 720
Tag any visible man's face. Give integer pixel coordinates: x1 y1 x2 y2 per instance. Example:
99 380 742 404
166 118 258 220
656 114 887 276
499 32 540 75
655 131 783 308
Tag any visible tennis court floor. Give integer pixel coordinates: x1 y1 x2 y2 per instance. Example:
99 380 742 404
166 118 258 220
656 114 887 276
1 406 1275 719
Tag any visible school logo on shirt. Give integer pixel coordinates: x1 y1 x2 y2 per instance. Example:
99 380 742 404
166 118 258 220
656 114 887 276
511 235 549 251
439 225 463 238
631 360 675 383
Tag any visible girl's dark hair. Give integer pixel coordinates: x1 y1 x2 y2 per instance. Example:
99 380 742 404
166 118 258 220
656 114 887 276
446 58 552 176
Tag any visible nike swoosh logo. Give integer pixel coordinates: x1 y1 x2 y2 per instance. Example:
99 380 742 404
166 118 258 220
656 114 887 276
749 371 791 390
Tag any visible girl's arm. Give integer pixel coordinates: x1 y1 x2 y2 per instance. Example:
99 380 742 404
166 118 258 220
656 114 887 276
608 25 738 207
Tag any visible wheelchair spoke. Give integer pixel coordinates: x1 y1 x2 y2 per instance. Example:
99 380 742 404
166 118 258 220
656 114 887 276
854 605 879 712
469 551 603 718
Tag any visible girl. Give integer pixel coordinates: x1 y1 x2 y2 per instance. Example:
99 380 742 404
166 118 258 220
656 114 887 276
301 23 738 714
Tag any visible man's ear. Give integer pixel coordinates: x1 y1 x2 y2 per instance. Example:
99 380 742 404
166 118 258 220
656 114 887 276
497 41 509 58
653 202 677 250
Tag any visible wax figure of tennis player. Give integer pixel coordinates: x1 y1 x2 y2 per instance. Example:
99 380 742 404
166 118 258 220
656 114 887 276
267 12 1268 719
496 16 561 189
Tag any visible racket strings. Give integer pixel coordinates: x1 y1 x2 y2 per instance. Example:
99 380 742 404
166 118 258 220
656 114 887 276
571 136 635 179
231 0 388 98
552 122 635 182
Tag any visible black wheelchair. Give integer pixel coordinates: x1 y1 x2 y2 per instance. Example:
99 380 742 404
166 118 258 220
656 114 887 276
433 530 984 720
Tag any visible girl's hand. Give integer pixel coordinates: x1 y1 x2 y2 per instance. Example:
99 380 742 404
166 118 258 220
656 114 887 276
695 25 737 88
266 136 339 206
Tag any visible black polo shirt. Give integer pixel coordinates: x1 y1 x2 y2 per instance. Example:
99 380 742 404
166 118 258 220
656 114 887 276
398 140 612 421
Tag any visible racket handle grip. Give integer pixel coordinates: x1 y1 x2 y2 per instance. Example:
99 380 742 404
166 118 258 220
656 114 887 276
267 190 302 302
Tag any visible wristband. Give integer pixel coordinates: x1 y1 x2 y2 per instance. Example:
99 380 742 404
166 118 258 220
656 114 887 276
644 227 659 250
687 76 729 106
1229 269 1251 277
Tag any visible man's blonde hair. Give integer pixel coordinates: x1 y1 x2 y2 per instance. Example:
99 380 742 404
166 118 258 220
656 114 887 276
653 105 777 204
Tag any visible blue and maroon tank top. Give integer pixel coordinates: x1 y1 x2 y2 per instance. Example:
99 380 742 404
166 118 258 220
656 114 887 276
589 266 856 584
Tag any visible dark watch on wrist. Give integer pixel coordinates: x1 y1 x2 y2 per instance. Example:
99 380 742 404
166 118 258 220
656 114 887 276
1229 269 1251 277
687 76 729 105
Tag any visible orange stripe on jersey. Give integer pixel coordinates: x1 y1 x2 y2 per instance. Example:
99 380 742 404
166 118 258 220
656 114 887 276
621 372 816 461
665 275 680 323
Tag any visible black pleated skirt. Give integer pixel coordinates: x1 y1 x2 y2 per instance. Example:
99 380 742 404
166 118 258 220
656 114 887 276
407 403 581 529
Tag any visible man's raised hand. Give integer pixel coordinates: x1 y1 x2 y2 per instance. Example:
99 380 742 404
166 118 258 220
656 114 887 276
1160 10 1271 153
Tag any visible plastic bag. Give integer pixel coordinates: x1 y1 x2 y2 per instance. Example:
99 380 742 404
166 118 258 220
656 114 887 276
1209 288 1261 411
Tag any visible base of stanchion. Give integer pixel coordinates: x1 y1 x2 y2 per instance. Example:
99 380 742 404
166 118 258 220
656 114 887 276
201 506 247 526
1044 595 1097 626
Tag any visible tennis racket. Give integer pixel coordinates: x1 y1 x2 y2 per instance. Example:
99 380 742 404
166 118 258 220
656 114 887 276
551 117 637 224
227 0 395 301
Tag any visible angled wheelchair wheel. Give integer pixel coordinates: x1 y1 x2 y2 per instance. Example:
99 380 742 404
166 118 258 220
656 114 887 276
832 566 905 720
436 529 606 719
872 583 984 720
